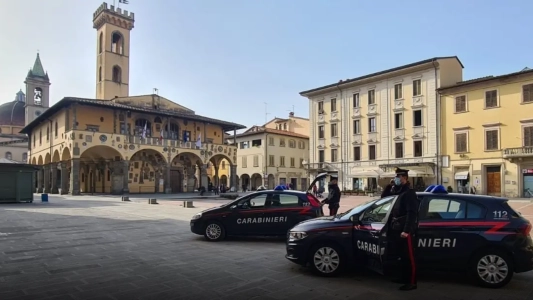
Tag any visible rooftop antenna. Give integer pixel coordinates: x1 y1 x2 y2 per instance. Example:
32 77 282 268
264 102 270 125
153 88 158 95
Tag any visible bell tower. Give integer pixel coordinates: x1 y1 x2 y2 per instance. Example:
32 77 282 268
24 53 51 125
93 2 135 100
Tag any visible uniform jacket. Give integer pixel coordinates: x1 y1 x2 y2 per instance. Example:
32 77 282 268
324 183 341 209
381 184 394 198
389 182 419 234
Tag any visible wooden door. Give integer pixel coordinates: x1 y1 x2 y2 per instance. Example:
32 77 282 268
170 170 182 193
487 172 501 195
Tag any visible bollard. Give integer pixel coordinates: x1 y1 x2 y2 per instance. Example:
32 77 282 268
121 196 130 202
41 193 49 203
148 198 158 205
183 201 194 208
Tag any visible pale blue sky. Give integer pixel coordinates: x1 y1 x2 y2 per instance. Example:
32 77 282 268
1 0 531 130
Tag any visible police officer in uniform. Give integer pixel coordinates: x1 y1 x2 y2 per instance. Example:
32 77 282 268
321 174 341 216
381 179 395 198
388 168 420 291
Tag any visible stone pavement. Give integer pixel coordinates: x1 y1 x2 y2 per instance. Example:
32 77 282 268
0 197 532 300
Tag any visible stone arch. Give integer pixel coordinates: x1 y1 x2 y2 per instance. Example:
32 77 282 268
171 151 204 192
209 153 234 167
31 157 37 165
251 173 263 190
61 147 71 161
80 145 124 194
111 30 124 54
37 155 43 165
220 175 228 186
44 153 51 164
129 149 167 193
267 174 275 189
240 173 250 191
52 150 61 163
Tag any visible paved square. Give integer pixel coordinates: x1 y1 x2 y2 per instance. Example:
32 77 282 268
0 196 532 300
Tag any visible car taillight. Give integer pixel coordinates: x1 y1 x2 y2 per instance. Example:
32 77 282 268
521 223 532 236
306 194 321 207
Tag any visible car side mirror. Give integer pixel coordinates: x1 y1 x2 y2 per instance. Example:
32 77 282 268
349 214 360 224
230 205 237 209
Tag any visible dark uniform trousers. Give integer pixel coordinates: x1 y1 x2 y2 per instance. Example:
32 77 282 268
329 203 339 216
389 230 417 285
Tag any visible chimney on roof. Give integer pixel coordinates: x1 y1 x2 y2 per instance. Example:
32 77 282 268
289 112 294 117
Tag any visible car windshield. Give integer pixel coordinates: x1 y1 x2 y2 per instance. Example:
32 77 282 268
336 196 396 220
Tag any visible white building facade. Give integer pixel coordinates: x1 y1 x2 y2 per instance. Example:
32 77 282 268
301 57 463 191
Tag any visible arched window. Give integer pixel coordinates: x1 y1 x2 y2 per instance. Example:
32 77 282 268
135 119 151 137
5 152 12 160
22 153 27 162
98 66 102 82
289 139 296 148
111 32 124 54
164 123 179 140
112 66 121 83
98 32 103 54
54 121 58 137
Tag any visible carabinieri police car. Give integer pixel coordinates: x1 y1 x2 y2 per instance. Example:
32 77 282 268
190 173 330 241
285 185 533 288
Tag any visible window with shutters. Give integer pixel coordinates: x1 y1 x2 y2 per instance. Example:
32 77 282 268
353 120 361 134
394 113 403 129
368 145 376 160
318 125 325 139
368 90 375 105
242 156 248 168
353 147 361 161
353 93 360 107
395 142 404 158
523 84 533 103
331 98 337 111
455 95 467 113
289 139 296 148
413 110 422 127
253 155 259 167
485 129 499 150
368 117 377 132
394 84 403 99
331 149 338 162
524 126 533 147
280 156 285 167
269 137 274 145
290 157 295 167
414 140 423 157
485 90 498 108
318 101 324 114
455 132 467 153
413 79 422 96
279 138 286 147
331 123 338 137
269 155 275 166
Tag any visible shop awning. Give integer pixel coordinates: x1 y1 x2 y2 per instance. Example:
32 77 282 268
455 171 469 180
352 169 383 177
381 169 433 177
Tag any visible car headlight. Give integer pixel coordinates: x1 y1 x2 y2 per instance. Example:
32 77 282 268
191 213 202 220
288 231 307 242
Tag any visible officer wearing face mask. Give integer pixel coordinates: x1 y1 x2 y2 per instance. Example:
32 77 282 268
387 168 420 291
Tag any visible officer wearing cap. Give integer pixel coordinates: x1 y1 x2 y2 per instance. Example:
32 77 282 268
388 167 420 291
321 174 341 216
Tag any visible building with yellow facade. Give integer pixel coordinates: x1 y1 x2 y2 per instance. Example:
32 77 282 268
231 112 310 191
438 67 533 197
300 57 463 192
21 2 245 195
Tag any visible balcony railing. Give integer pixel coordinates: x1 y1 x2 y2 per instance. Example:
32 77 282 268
73 130 226 150
503 147 533 158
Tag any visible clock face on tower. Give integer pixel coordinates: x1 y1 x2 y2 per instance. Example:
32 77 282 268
35 110 42 117
34 87 43 105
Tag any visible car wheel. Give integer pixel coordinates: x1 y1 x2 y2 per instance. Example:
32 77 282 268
309 243 345 277
204 221 226 242
469 248 514 288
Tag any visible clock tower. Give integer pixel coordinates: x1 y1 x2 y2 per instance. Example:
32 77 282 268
24 53 51 125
